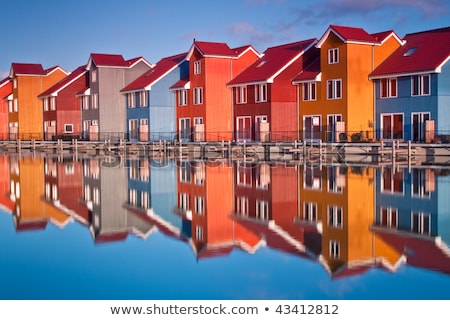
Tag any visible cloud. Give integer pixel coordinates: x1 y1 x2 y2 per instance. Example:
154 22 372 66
228 22 274 45
293 0 449 26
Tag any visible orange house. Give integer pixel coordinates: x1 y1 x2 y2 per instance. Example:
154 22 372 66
293 25 403 142
8 63 68 140
0 77 12 140
173 41 261 142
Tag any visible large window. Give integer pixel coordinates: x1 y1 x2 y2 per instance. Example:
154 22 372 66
255 84 267 102
412 74 430 96
327 79 342 99
303 82 316 101
380 78 397 98
193 87 203 105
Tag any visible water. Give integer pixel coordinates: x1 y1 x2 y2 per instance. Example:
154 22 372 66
0 153 449 300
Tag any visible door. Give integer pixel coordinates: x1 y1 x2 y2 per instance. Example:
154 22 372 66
327 114 342 142
381 114 403 140
303 115 321 141
179 118 191 141
412 112 430 142
129 119 138 140
236 116 251 141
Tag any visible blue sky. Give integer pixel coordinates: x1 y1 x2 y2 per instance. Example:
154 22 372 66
1 0 449 78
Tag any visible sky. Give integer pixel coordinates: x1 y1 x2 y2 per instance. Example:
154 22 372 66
1 0 449 79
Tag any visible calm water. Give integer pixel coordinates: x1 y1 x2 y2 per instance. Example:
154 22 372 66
0 153 449 300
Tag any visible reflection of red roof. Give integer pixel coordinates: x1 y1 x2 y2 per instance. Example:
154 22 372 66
121 53 186 92
371 26 450 77
332 264 373 280
373 227 450 275
0 196 15 212
197 244 234 259
94 231 129 244
227 39 317 86
14 218 48 232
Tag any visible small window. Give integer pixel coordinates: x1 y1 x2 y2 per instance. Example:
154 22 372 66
139 91 148 107
194 61 201 75
412 75 430 96
330 240 340 259
193 87 203 105
235 86 247 104
328 48 339 64
178 90 187 106
303 82 316 101
403 47 417 57
127 93 136 108
91 70 97 82
64 124 73 133
327 79 342 100
255 84 267 102
381 78 397 98
140 118 148 125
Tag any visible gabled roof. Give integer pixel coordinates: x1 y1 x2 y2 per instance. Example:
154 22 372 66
121 52 187 93
292 57 321 83
370 26 450 78
0 77 11 88
87 53 152 69
232 45 262 58
169 78 190 91
10 63 45 76
317 25 380 47
227 38 318 86
38 65 87 98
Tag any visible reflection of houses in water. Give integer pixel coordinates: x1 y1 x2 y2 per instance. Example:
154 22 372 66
7 155 72 231
0 155 14 213
372 166 450 274
231 163 316 258
80 157 155 244
175 161 262 259
125 158 187 242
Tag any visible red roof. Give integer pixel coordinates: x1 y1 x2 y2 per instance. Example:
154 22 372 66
121 52 187 92
330 25 379 43
11 63 45 75
371 26 450 77
170 78 190 90
89 53 129 67
227 38 317 86
189 40 237 58
0 76 11 88
94 231 129 244
292 57 321 83
38 65 87 98
232 45 260 57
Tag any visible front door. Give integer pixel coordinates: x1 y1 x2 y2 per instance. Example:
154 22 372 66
382 113 403 140
129 119 138 141
303 115 321 141
179 118 191 141
327 114 342 142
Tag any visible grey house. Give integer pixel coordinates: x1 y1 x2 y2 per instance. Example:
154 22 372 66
82 53 153 141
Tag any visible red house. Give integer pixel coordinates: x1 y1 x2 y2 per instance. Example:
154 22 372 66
227 39 319 142
173 40 261 142
0 77 12 140
38 65 88 140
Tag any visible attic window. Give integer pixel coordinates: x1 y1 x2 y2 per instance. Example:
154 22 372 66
403 47 417 57
256 60 268 68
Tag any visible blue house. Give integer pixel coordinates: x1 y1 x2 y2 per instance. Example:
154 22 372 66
121 53 188 141
370 27 450 142
372 166 450 274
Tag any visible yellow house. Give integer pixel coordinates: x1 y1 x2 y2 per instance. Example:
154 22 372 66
293 25 403 142
9 63 68 140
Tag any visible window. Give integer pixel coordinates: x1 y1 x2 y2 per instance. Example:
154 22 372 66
411 168 431 198
43 99 49 111
196 225 203 242
129 161 139 180
129 189 137 206
194 61 201 75
14 99 18 112
381 167 404 194
412 74 430 96
328 48 339 64
141 191 149 209
179 193 189 211
256 200 269 220
91 70 97 82
303 82 316 101
327 206 343 228
411 212 431 235
178 90 187 106
327 79 342 99
139 91 148 107
91 93 98 109
304 165 322 190
236 196 249 216
329 240 340 259
81 95 90 110
235 86 247 104
193 87 203 105
381 78 397 98
380 207 398 228
327 166 343 193
140 118 148 125
13 78 17 88
93 187 100 205
255 84 267 102
180 161 191 183
127 93 136 108
64 124 73 133
50 97 56 110
8 101 12 113
237 166 252 186
52 184 58 201
303 202 317 221
195 196 204 215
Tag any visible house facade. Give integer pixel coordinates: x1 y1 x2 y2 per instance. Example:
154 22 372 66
82 54 152 141
8 63 68 140
370 27 450 142
293 25 403 142
173 41 261 142
227 39 318 142
38 65 88 140
121 52 188 141
0 77 12 140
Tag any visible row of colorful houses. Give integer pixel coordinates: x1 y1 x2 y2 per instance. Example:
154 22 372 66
1 24 449 143
1 154 450 277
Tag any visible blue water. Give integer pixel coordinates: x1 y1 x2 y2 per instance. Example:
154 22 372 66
1 155 450 300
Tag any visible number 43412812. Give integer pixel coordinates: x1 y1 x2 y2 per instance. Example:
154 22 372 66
275 304 338 315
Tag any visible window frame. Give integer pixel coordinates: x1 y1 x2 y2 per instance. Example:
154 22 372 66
327 79 342 100
328 48 339 64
